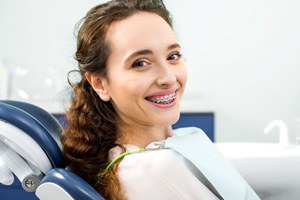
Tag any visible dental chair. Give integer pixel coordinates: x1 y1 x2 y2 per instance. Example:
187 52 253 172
0 100 105 200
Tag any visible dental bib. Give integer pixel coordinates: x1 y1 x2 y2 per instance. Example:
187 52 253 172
166 127 260 200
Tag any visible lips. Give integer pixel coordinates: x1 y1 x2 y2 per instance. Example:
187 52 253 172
145 91 177 104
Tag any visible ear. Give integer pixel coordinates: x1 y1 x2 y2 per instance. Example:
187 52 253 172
85 72 110 101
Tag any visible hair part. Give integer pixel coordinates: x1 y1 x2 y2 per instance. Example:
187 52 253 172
61 0 172 199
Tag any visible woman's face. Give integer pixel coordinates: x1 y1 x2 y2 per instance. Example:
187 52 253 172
95 12 187 129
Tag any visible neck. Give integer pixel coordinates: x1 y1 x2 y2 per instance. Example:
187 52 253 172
117 123 173 148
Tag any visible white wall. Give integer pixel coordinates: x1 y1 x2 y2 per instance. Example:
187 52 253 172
0 0 102 111
1 0 300 143
166 0 300 143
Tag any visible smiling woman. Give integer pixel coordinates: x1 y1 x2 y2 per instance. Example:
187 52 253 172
60 0 260 199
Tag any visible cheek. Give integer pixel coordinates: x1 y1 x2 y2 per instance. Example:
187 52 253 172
109 74 151 99
178 65 188 88
126 76 152 96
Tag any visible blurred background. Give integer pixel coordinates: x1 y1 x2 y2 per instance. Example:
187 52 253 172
0 0 300 143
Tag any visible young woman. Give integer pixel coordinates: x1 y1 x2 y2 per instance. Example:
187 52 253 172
61 0 260 199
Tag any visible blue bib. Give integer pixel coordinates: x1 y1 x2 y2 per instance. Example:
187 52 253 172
165 127 260 200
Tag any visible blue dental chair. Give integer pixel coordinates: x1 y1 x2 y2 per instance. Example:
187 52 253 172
0 100 105 200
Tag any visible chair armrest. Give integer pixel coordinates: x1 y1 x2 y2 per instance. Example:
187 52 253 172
36 169 105 200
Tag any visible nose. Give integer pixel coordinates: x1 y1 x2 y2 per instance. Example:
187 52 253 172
155 62 176 88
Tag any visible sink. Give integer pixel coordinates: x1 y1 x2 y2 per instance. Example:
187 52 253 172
215 143 300 200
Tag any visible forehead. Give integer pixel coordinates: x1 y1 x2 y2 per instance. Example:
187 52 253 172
105 12 177 54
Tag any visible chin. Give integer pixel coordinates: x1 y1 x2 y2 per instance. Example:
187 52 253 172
161 111 181 126
171 115 180 125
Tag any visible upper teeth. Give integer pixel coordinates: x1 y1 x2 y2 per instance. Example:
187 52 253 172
148 92 177 104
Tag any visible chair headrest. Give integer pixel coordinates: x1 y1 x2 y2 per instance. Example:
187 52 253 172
0 100 64 168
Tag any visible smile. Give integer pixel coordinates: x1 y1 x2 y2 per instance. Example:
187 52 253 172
146 91 177 104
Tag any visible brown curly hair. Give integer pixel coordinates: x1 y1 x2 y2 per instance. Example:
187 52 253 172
60 0 173 199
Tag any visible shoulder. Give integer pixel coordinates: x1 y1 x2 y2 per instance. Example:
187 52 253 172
117 149 183 198
119 148 182 174
117 149 218 199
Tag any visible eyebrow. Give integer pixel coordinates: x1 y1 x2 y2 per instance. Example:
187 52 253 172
167 43 181 51
125 43 181 62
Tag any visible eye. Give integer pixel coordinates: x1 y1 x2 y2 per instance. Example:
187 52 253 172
132 60 151 68
168 52 182 61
